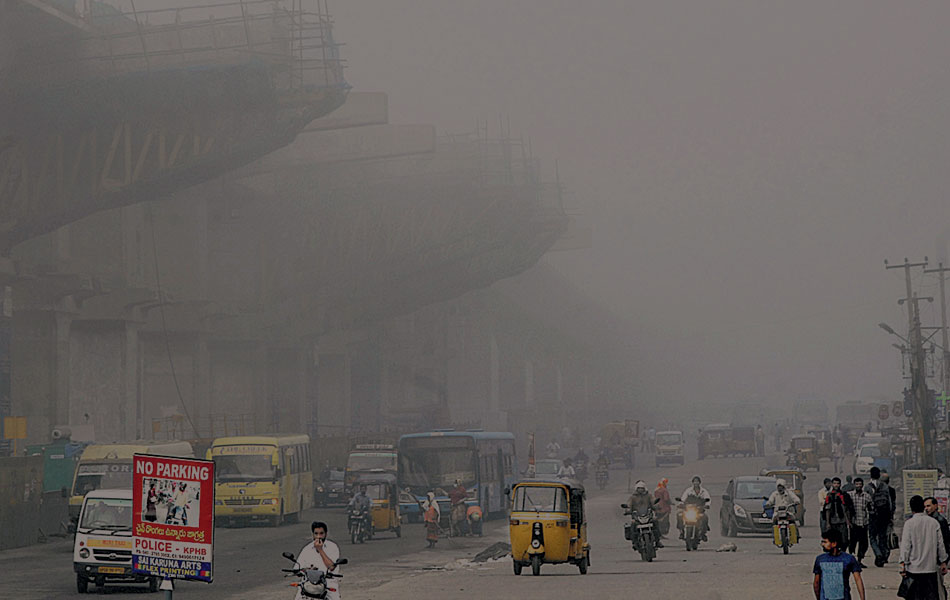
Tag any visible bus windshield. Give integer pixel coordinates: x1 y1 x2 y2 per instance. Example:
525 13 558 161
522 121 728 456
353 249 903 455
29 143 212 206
80 497 132 530
347 453 397 472
73 463 132 497
399 438 476 495
213 454 276 481
513 486 568 512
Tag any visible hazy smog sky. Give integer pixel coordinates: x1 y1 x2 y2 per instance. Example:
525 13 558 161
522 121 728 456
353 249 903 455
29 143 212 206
332 1 949 417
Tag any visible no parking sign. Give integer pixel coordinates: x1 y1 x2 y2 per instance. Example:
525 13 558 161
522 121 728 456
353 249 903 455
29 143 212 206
132 454 215 583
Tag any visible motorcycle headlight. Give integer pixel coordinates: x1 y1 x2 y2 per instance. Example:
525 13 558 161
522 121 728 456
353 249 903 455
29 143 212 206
684 508 698 522
733 505 747 518
302 581 326 596
79 548 90 559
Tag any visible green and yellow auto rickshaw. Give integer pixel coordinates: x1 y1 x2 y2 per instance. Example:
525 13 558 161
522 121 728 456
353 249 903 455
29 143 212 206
355 472 401 538
786 435 819 472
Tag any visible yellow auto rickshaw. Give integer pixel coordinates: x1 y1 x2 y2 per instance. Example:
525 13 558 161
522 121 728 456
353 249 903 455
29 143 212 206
807 429 833 460
698 424 732 459
356 472 401 538
508 479 590 576
729 426 756 457
761 467 807 525
786 434 819 471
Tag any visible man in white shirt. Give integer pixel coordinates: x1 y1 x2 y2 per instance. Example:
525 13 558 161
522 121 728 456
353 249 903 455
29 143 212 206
678 476 711 541
557 458 576 478
296 521 342 600
900 495 948 600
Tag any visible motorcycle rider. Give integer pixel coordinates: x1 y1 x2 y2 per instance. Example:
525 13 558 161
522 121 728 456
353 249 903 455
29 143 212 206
595 450 610 485
627 480 663 548
347 484 372 535
573 448 590 480
678 476 711 541
295 521 342 600
557 458 576 478
765 479 802 525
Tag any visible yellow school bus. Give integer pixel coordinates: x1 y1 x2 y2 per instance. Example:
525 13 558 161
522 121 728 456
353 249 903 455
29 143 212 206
68 441 195 525
209 434 313 527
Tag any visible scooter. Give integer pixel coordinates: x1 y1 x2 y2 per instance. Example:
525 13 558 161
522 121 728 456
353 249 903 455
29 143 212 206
681 502 706 551
281 552 347 599
771 506 798 555
622 505 657 562
347 507 370 544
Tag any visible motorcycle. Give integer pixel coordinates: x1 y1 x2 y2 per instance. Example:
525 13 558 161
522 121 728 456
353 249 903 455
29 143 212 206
347 507 370 544
281 551 347 599
681 502 706 551
622 504 656 562
574 460 588 483
595 468 608 490
771 505 798 555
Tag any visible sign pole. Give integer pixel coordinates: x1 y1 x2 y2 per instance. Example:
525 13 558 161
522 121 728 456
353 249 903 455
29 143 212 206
161 577 174 599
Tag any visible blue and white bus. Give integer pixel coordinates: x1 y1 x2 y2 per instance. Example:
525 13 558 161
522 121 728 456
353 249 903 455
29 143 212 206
398 430 517 518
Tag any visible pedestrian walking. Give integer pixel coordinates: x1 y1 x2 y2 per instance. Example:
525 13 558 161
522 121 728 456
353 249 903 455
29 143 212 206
823 477 854 550
819 478 832 532
925 497 950 600
899 495 948 600
868 467 894 567
813 528 865 600
832 440 843 473
848 477 872 568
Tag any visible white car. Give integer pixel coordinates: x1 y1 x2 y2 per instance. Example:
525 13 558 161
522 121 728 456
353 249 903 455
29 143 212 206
853 443 882 475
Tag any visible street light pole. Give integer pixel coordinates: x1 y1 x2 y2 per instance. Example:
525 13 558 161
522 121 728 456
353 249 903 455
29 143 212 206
886 258 934 466
924 263 950 399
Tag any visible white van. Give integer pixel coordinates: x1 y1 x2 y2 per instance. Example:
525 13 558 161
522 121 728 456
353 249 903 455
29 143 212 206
654 430 685 466
73 489 159 594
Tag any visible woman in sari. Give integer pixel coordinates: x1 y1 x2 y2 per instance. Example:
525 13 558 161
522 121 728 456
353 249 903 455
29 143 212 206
423 491 441 548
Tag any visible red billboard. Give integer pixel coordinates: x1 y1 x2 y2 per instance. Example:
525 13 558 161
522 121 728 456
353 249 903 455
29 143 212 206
132 454 214 583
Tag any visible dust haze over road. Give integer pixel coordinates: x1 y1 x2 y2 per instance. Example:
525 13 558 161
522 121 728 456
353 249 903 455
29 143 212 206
333 1 950 417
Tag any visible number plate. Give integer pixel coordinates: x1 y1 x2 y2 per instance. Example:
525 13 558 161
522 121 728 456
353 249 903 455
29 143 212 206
98 567 124 574
757 518 772 524
233 507 252 513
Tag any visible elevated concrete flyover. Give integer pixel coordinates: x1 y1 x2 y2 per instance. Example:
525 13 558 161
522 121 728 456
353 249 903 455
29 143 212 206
246 131 569 338
0 0 348 252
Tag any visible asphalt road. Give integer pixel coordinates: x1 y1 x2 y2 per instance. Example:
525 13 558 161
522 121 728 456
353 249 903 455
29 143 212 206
0 452 903 600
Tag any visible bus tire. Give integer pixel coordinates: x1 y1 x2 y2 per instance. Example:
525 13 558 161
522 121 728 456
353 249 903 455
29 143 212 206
77 575 89 594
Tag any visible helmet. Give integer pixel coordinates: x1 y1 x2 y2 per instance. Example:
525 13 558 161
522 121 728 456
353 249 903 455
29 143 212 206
691 476 702 485
634 480 647 492
776 478 787 489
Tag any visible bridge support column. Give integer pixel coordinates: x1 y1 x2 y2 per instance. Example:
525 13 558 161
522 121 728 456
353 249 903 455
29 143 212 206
11 308 72 444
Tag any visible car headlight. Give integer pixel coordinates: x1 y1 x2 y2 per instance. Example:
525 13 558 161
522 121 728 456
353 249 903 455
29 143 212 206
733 505 747 518
79 548 90 559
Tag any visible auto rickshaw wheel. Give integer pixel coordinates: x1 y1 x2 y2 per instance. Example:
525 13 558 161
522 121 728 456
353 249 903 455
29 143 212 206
513 560 523 575
578 555 589 574
531 554 541 576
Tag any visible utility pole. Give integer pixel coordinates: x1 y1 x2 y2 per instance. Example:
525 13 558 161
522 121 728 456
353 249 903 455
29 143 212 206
886 258 935 466
924 263 950 398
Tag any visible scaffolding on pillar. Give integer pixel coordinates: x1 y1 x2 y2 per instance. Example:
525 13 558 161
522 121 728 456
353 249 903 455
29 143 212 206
14 0 346 92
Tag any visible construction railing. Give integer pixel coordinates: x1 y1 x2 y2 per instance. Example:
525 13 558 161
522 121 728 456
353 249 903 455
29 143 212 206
25 0 345 91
